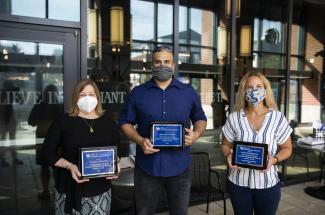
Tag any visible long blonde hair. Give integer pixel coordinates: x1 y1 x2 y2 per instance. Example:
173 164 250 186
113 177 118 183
234 72 278 111
69 79 103 117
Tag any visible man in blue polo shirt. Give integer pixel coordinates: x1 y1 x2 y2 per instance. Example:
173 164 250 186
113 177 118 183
119 46 207 215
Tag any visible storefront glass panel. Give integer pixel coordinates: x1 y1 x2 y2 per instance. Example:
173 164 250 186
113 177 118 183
0 0 80 22
0 0 45 18
157 3 173 43
0 39 64 148
131 0 154 41
48 0 80 22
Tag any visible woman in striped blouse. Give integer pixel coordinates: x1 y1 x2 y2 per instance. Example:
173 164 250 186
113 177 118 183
220 71 292 215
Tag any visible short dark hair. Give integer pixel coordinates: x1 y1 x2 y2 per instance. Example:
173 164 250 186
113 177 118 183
152 46 174 61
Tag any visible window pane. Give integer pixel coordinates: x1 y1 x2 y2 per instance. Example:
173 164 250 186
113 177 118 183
189 47 214 65
201 10 214 48
289 80 299 121
131 51 146 62
0 0 45 18
179 46 190 64
131 42 154 51
179 6 187 44
290 57 304 71
201 48 214 65
131 0 154 41
158 3 173 43
253 53 284 69
291 24 305 56
253 18 260 51
190 47 201 64
49 0 80 21
191 78 214 129
190 8 214 47
0 39 64 148
253 18 285 53
190 8 202 45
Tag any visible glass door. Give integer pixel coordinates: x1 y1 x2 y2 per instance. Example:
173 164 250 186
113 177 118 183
0 22 79 214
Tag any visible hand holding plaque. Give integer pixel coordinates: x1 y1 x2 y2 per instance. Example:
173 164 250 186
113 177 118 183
232 141 268 170
79 146 118 179
151 122 185 149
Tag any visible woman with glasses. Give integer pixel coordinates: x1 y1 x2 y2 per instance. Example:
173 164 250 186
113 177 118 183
220 71 292 215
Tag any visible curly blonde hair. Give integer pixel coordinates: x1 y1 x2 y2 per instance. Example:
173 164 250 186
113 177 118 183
234 72 278 112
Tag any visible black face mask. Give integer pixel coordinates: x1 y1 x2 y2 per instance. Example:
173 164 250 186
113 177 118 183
152 65 174 82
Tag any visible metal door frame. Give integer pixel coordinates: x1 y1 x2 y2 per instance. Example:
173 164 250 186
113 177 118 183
0 21 81 111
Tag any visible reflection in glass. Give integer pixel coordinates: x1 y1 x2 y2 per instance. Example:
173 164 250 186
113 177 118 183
253 18 286 69
191 78 213 129
291 24 305 56
132 42 154 51
179 6 187 44
253 53 284 69
158 3 173 43
201 10 214 48
131 51 148 62
179 46 190 64
189 8 214 48
130 3 216 66
200 48 214 65
270 82 280 106
0 0 46 18
0 40 64 147
290 57 304 71
131 42 154 70
189 47 215 65
289 80 299 121
0 40 36 55
190 8 202 45
0 0 80 21
253 18 285 53
131 0 154 41
130 73 151 89
49 0 80 21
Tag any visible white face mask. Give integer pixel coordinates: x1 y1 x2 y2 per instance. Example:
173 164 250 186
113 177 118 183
77 96 98 113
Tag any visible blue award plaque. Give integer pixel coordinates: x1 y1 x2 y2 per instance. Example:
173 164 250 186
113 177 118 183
79 146 117 179
232 141 268 170
151 122 184 149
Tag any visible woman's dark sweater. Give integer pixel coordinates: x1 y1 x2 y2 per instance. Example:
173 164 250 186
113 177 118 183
42 113 120 213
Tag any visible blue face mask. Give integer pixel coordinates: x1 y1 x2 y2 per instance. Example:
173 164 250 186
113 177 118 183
245 88 266 107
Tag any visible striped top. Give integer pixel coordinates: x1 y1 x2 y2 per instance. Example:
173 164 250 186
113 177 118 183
222 108 292 189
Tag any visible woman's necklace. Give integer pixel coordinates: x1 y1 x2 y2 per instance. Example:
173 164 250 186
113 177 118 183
82 118 95 133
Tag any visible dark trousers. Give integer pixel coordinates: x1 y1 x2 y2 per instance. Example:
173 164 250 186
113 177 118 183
228 181 281 215
134 167 191 215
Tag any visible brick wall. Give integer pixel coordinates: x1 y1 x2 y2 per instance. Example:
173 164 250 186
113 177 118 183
300 3 325 122
200 79 213 105
302 4 324 106
201 10 214 65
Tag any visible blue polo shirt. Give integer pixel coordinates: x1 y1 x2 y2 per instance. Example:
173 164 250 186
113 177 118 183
119 78 207 177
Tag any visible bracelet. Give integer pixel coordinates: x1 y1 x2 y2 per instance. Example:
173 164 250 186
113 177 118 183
274 156 279 164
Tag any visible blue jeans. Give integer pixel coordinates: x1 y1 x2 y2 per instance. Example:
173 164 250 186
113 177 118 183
228 181 281 215
134 167 191 215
